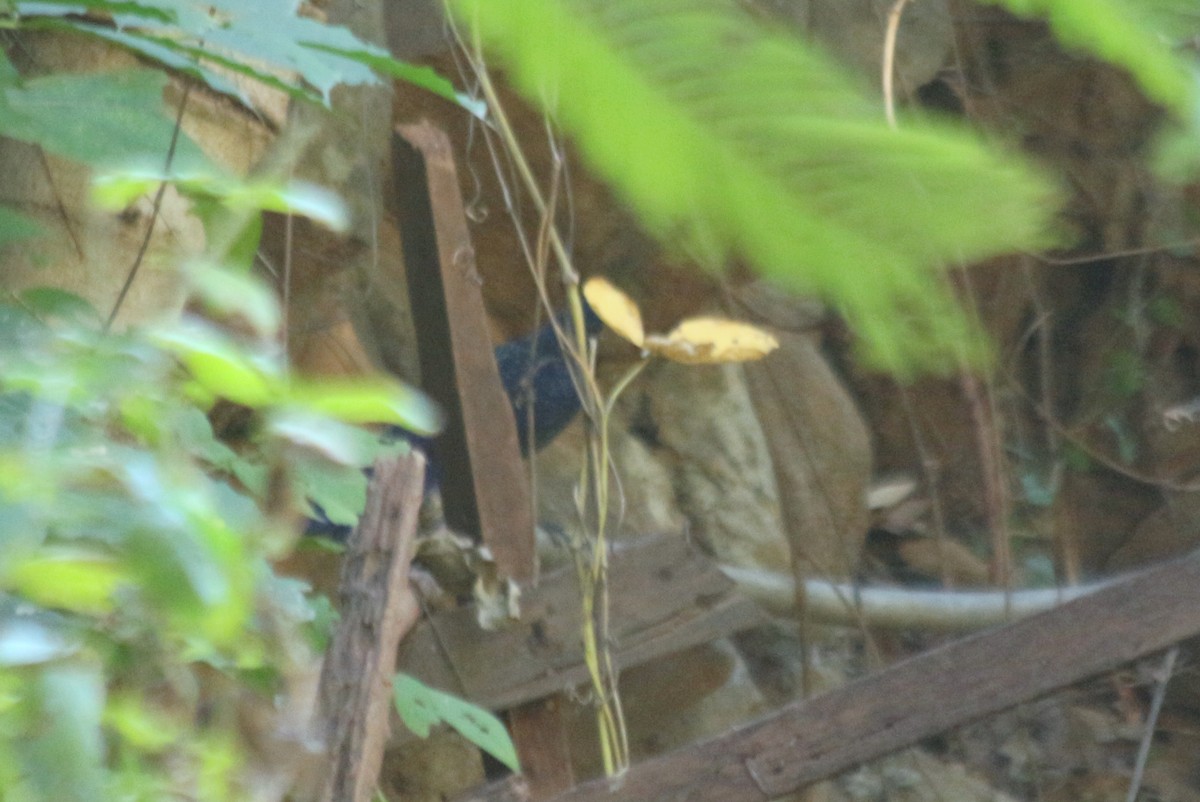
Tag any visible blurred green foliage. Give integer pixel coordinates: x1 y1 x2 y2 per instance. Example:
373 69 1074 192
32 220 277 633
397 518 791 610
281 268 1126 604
6 0 1196 796
451 0 1200 373
0 289 293 799
0 1 500 798
5 0 479 112
452 0 1061 373
0 265 445 798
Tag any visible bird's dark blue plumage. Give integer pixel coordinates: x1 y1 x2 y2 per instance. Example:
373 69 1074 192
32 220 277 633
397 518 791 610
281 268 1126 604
499 300 602 454
305 300 602 538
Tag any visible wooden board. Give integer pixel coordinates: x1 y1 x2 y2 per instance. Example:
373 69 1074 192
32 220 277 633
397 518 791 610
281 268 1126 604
392 121 537 583
396 536 769 711
310 453 426 802
454 549 1200 802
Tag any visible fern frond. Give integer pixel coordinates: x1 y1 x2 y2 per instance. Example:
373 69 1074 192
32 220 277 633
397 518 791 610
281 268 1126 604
452 0 1060 372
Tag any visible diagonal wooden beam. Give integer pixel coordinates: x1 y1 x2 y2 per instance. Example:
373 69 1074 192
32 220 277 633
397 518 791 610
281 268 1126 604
392 119 568 797
391 121 536 583
454 549 1200 802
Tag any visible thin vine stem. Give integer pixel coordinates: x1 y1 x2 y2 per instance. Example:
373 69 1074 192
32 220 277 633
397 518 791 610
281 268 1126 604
105 79 193 332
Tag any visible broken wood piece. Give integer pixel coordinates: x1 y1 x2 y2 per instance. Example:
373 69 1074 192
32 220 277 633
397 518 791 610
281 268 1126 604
452 548 1200 802
397 536 769 712
509 697 576 799
311 452 427 802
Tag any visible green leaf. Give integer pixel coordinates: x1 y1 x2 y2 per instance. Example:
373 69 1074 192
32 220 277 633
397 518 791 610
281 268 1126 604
6 549 124 614
268 409 382 466
190 197 264 273
18 664 106 802
451 0 1059 373
285 376 442 435
20 16 255 105
118 458 255 647
1019 470 1056 507
15 0 381 105
237 180 347 231
0 68 210 170
1155 77 1200 180
16 288 101 327
196 0 382 104
311 44 489 120
16 0 482 116
1103 414 1139 463
105 694 180 751
0 205 41 247
290 453 368 527
94 169 349 231
150 319 282 407
173 405 267 494
0 45 19 85
185 262 281 337
16 1 175 24
393 673 520 773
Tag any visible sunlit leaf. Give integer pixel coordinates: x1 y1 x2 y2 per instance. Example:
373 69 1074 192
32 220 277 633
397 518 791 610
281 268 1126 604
104 694 180 751
394 673 520 772
583 276 645 348
238 180 348 232
150 319 281 407
7 550 123 615
645 316 779 364
94 168 349 231
285 376 442 435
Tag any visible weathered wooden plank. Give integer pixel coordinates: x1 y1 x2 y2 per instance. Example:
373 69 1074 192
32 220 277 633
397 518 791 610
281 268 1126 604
392 121 537 583
510 698 576 799
309 453 427 802
396 536 769 711
454 549 1200 802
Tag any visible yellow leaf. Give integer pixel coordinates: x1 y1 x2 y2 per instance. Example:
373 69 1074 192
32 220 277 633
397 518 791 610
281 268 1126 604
583 277 645 348
646 316 779 365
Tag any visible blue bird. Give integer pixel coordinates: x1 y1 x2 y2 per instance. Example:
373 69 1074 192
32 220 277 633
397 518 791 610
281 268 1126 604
306 299 603 538
498 300 602 454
